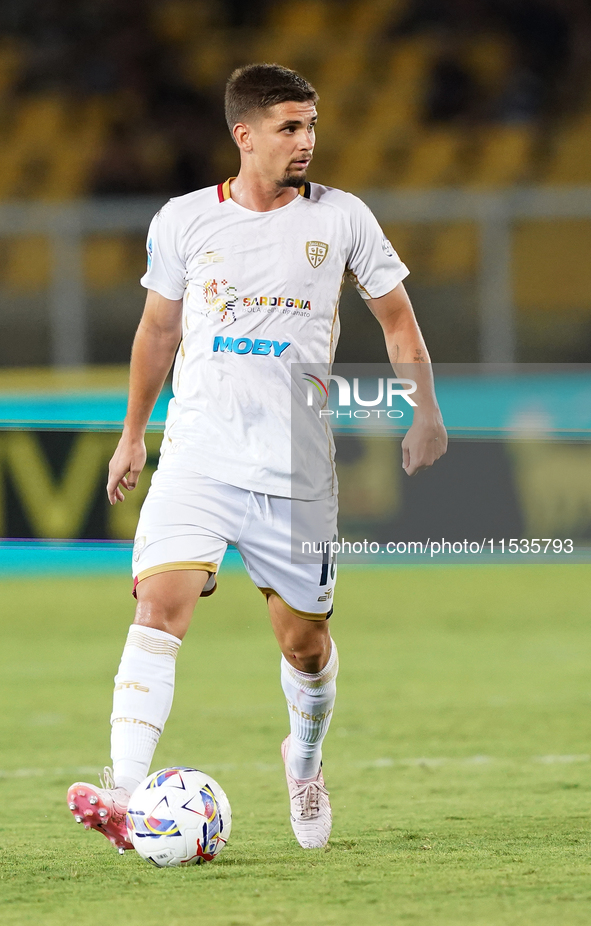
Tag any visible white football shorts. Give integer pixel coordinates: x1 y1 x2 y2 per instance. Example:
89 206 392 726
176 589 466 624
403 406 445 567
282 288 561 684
132 450 338 620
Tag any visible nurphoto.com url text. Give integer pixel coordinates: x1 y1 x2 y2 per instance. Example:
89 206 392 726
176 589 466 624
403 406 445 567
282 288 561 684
302 539 575 557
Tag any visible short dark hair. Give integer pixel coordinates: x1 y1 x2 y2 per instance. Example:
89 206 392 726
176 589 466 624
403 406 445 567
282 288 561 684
224 63 318 136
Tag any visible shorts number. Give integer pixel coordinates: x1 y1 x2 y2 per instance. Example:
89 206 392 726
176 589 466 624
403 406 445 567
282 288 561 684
319 535 337 587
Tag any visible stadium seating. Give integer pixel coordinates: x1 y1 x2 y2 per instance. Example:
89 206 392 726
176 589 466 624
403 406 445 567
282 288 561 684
543 116 591 185
0 95 107 200
332 36 434 189
398 126 463 188
3 236 50 292
0 0 590 349
514 220 591 312
468 125 534 188
0 38 22 97
0 1 588 202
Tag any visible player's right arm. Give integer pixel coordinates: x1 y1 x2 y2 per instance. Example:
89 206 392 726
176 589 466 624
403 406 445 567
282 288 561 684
107 289 182 505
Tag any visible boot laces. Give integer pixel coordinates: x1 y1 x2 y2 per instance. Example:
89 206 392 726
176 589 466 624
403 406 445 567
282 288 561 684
99 766 115 790
292 779 328 819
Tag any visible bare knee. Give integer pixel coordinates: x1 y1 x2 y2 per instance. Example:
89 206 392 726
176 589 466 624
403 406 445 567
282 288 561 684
133 598 192 640
282 625 332 674
267 593 333 673
134 569 209 639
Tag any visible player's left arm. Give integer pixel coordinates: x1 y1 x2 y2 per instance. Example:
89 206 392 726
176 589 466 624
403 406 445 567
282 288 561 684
367 281 448 476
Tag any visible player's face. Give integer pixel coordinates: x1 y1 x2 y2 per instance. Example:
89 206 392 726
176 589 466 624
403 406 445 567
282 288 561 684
247 101 317 188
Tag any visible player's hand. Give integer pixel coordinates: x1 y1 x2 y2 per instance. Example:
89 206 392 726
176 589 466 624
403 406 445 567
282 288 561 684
401 413 447 477
107 433 147 505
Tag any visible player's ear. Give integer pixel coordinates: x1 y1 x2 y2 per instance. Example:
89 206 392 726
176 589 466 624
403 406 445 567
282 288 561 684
233 122 253 152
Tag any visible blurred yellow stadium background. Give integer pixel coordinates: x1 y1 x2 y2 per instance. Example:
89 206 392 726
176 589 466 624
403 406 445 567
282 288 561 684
1 0 591 368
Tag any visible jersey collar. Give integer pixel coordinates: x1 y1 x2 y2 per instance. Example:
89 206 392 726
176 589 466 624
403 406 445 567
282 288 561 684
217 178 311 203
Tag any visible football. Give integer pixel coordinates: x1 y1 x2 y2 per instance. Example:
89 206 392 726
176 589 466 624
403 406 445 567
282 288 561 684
126 767 232 867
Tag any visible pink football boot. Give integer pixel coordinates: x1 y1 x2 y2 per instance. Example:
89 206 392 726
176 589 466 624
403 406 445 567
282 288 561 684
281 735 332 848
67 767 133 853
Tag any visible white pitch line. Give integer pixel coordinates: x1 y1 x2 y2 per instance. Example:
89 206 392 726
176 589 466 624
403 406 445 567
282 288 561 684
0 766 99 779
357 754 590 769
533 754 590 764
1 755 589 779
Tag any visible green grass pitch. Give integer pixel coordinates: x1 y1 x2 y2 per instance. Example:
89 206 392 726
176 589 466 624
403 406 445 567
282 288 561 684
1 565 591 926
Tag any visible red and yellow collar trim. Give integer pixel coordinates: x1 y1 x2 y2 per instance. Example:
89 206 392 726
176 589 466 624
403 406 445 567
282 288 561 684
217 178 234 201
217 178 311 202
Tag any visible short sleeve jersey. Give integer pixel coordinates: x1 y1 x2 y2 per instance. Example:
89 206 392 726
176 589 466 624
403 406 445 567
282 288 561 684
141 180 409 500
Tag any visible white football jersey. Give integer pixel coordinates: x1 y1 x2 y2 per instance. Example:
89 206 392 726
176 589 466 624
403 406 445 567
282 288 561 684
140 179 409 500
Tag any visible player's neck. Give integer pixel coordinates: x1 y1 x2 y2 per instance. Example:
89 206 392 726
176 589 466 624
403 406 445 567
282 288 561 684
230 172 299 213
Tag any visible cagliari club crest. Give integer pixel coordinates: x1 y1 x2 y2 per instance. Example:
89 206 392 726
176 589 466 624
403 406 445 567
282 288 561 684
306 240 329 268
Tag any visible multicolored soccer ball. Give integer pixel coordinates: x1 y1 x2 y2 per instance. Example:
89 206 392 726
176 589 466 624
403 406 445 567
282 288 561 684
126 767 231 867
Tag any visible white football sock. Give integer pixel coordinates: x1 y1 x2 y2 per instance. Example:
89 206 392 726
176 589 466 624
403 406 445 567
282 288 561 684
110 624 181 793
281 639 338 780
